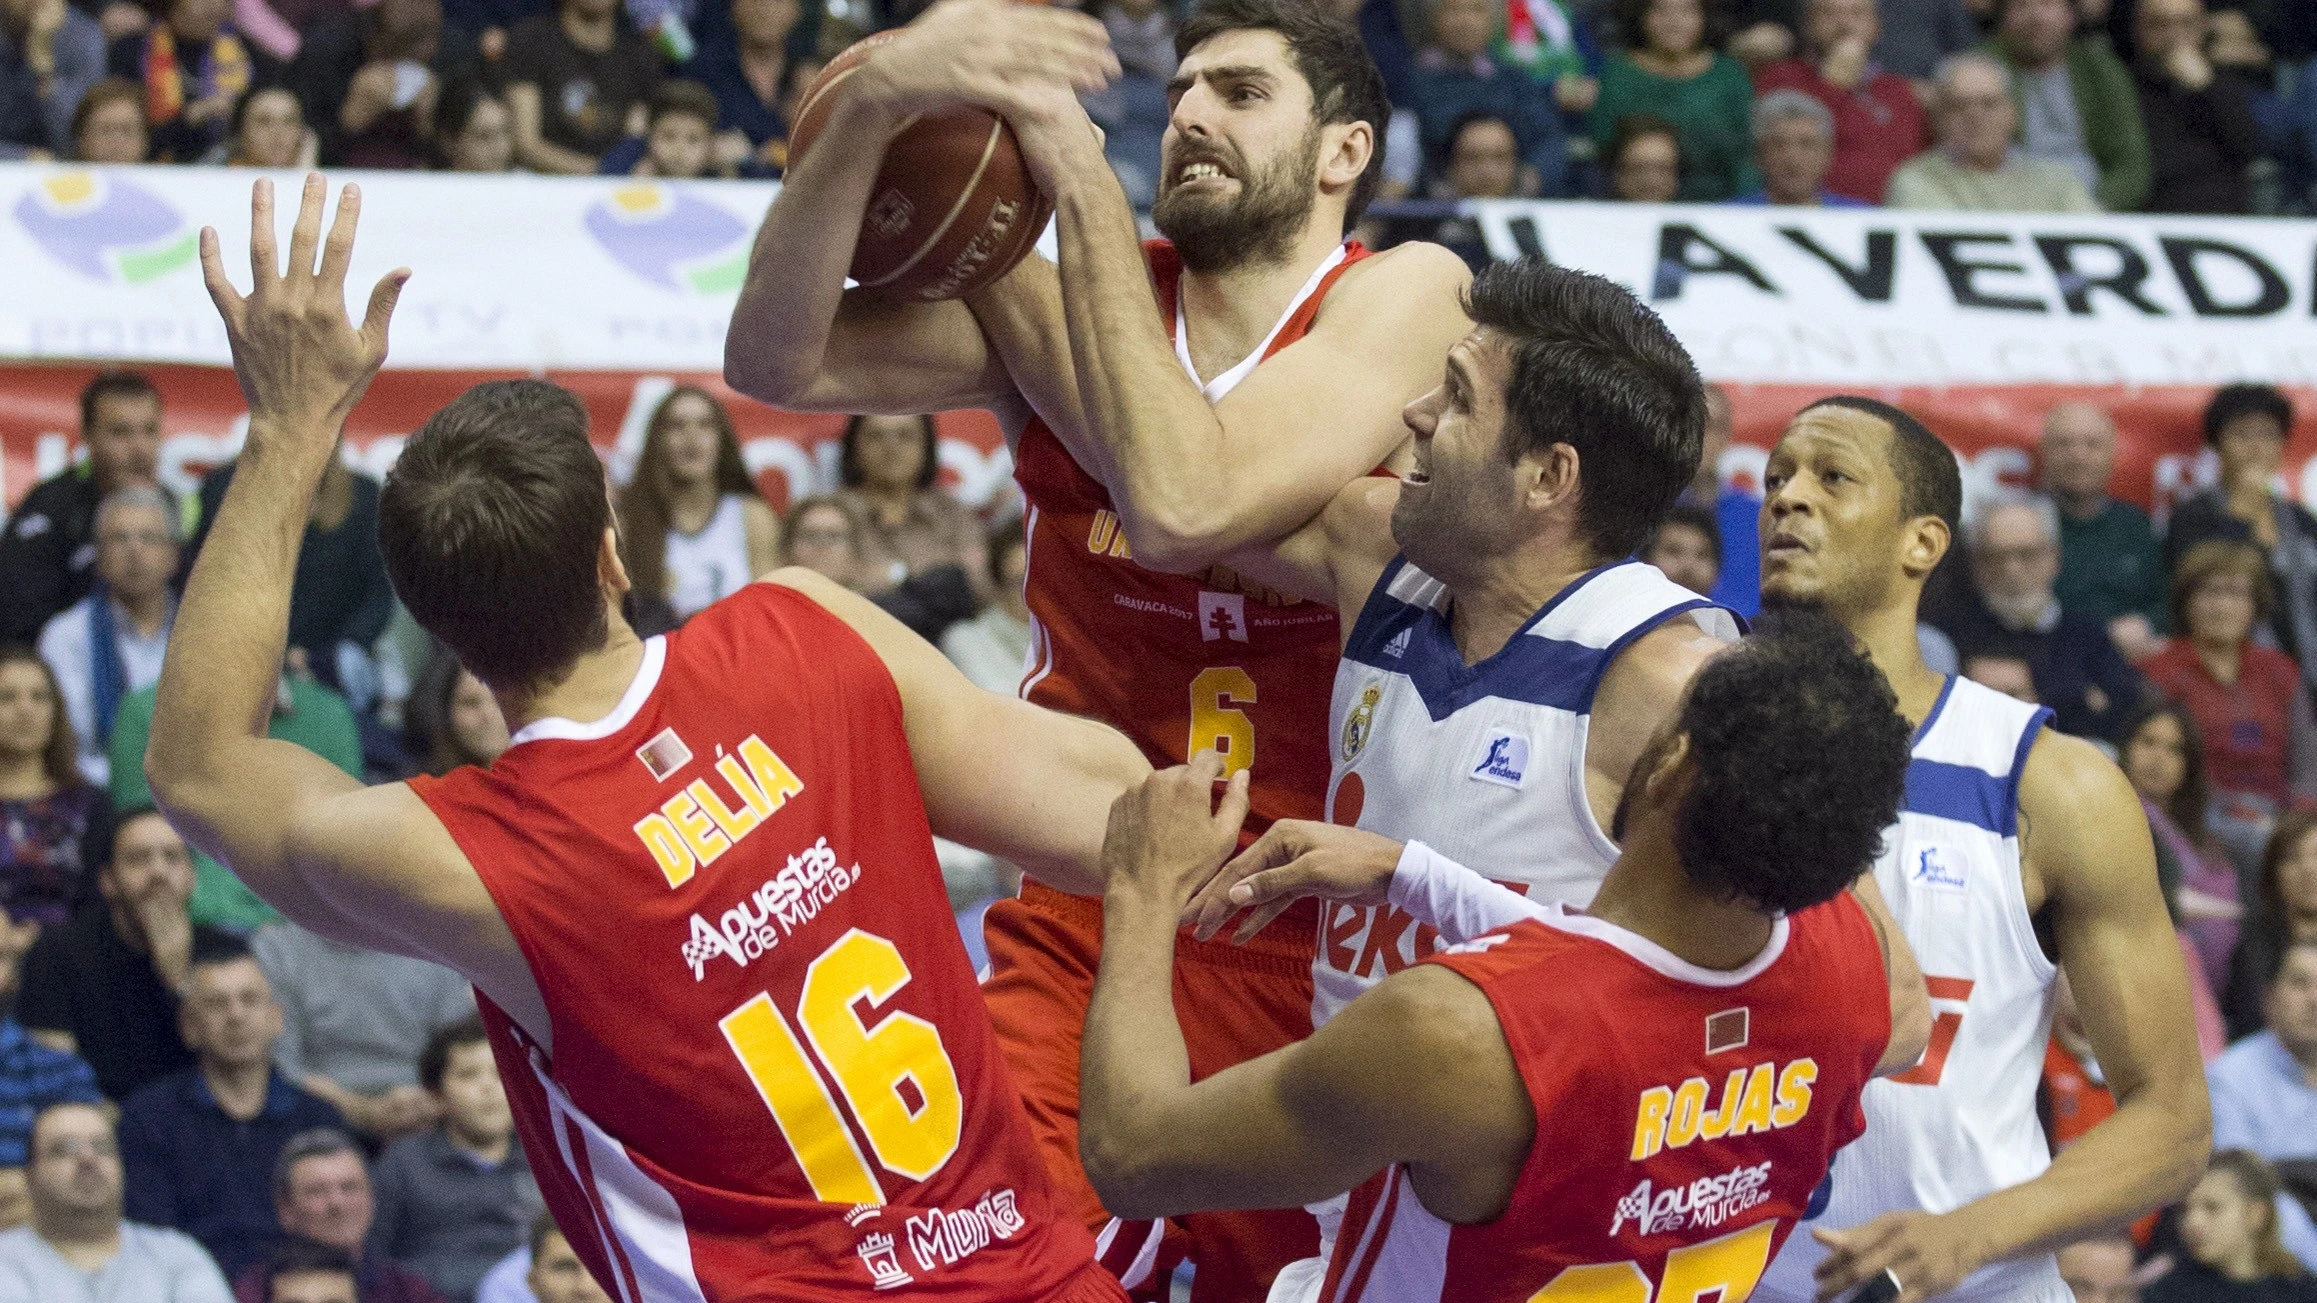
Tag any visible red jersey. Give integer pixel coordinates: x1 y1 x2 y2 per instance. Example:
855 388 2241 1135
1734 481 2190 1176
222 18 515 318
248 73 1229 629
1319 896 1889 1303
409 584 1103 1301
1013 238 1370 840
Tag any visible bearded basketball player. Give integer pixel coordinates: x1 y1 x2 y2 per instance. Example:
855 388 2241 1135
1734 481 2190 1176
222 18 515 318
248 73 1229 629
727 0 1472 1296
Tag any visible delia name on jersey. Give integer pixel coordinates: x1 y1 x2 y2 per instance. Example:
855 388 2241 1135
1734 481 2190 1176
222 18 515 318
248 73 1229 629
629 731 806 889
1631 1059 1817 1161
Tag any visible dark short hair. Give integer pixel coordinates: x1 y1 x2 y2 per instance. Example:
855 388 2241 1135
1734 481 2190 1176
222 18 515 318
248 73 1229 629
1445 109 1515 158
103 804 172 867
648 79 720 131
2170 537 2272 638
1802 396 1961 537
273 1129 364 1203
1607 112 1685 175
379 380 612 690
839 414 938 492
1648 500 1722 566
188 931 255 974
265 1237 357 1298
1466 259 1705 559
1176 0 1392 230
70 77 145 152
1612 0 1730 50
432 76 507 159
1671 608 1910 913
2203 383 2295 447
80 370 158 431
419 1016 489 1093
230 84 301 143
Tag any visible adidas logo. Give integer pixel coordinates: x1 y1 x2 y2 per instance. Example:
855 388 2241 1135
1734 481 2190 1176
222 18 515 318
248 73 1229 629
1383 629 1411 659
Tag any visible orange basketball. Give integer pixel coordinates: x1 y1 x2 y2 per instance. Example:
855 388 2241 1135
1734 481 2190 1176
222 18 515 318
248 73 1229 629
787 34 1054 303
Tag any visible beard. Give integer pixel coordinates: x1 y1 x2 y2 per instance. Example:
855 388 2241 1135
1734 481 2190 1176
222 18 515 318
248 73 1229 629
1153 126 1323 274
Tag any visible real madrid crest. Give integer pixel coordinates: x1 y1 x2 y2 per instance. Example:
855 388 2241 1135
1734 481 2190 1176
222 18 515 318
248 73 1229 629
1342 683 1382 762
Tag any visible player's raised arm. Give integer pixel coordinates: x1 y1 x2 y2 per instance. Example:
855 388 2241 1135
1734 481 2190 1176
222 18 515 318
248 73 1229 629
761 568 1150 894
1000 81 1470 573
722 0 1115 417
1079 757 1532 1218
1814 733 2210 1303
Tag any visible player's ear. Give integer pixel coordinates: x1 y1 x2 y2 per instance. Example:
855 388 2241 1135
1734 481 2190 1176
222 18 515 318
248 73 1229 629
1643 732 1693 806
1317 118 1372 193
1521 442 1580 514
1899 514 1950 581
599 525 632 597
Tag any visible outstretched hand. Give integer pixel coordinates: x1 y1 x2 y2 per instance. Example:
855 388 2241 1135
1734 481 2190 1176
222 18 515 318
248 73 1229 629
1099 752 1251 912
1184 819 1403 943
199 174 408 451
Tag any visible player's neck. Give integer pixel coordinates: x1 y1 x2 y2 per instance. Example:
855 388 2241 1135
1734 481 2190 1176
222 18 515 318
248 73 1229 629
1175 223 1345 379
1589 827 1776 972
1444 542 1606 666
498 616 649 738
1849 598 1947 727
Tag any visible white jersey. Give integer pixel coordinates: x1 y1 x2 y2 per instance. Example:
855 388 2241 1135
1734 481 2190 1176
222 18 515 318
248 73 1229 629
663 493 754 621
1313 557 1740 1027
1758 675 2069 1303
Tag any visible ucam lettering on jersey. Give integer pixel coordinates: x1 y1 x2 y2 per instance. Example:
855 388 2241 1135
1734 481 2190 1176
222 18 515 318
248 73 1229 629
1611 1160 1775 1237
679 836 862 980
630 733 805 888
1631 1059 1818 1160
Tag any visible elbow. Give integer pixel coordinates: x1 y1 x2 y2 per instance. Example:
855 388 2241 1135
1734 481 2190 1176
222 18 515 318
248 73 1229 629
2162 1083 2215 1203
1886 987 1933 1080
1118 507 1236 576
1078 1126 1169 1222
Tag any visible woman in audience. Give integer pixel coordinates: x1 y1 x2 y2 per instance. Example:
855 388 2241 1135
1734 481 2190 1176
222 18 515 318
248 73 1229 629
0 646 107 929
404 648 509 776
432 77 513 171
2147 1150 2317 1301
1589 0 1757 199
108 0 271 162
2121 698 2245 993
2227 808 2317 1041
215 83 312 165
834 414 989 605
2144 540 2317 877
69 75 148 161
2166 386 2317 680
1603 111 1687 200
781 494 875 593
614 386 780 627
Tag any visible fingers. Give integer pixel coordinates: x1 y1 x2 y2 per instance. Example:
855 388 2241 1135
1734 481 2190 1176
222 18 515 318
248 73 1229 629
197 227 245 329
248 177 277 290
1213 768 1250 837
285 172 328 285
361 268 410 359
1231 897 1296 945
317 181 361 292
1189 824 1293 939
1183 749 1225 788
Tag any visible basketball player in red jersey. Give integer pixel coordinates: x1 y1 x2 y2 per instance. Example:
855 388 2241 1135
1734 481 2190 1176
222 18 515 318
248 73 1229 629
146 176 1151 1301
1078 614 1931 1303
726 0 1472 1295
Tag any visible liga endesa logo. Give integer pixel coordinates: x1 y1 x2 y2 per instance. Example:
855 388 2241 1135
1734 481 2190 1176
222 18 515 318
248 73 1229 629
582 184 751 294
12 172 198 284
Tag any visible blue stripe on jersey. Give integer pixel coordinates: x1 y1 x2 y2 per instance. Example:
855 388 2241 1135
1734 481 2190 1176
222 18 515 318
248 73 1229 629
1904 758 2020 836
1341 555 1418 663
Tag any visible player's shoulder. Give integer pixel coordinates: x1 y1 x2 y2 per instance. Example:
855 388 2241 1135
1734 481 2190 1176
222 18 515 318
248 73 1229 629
1295 960 1513 1107
1329 240 1473 310
2017 725 2135 821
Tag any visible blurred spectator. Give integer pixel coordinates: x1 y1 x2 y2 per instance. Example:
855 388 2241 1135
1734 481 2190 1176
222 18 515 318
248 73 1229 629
2130 0 2262 212
252 921 470 1145
120 940 342 1281
2059 1234 2143 1303
2165 386 2317 674
1752 0 1929 201
2120 699 2244 995
2044 401 2167 661
1408 0 1566 190
2044 970 2126 1150
1682 385 1759 617
2229 810 2317 1041
214 83 310 165
1872 0 1980 82
289 0 476 169
598 76 719 175
2145 541 2317 871
0 0 106 157
0 1101 233 1302
1940 492 2142 741
500 0 661 173
0 1169 25 1232
0 913 101 1168
687 0 795 174
1590 0 1758 199
837 414 986 603
429 79 509 171
368 1020 533 1303
231 1131 443 1303
192 450 392 715
401 653 506 778
0 645 107 928
106 675 359 933
2147 1150 2317 1300
1964 650 2040 702
1641 501 1720 597
0 372 174 647
780 495 871 592
1604 110 1684 199
260 1239 358 1303
1080 0 1175 204
940 523 1031 696
108 0 275 163
613 386 779 627
2212 940 2317 1270
1983 0 2152 210
17 808 225 1100
67 71 143 158
1732 87 1868 204
1426 111 1532 267
1888 51 2099 209
37 485 178 786
471 1215 607 1303
1489 0 1599 116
